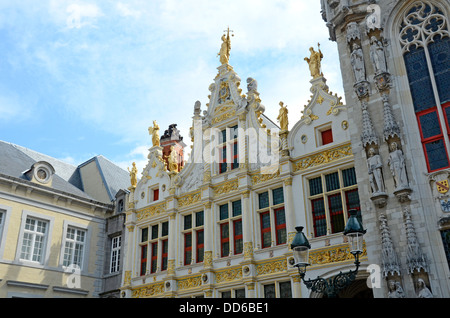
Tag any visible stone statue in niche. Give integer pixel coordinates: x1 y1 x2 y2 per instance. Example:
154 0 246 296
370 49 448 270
370 36 388 74
387 280 405 298
350 43 366 83
388 142 409 190
416 278 433 298
367 147 385 195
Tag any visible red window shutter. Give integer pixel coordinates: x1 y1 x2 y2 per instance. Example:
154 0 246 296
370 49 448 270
153 189 159 201
321 128 333 145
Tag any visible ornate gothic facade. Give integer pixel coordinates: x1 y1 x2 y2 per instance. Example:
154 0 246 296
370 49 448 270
120 0 450 298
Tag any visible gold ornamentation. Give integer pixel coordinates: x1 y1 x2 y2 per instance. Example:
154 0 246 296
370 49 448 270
123 271 131 285
165 146 179 173
167 259 175 274
317 95 324 104
131 282 165 298
326 94 344 116
293 143 353 172
178 191 202 208
127 162 138 188
212 110 236 124
304 43 323 79
243 242 254 260
283 177 293 186
148 120 160 147
251 170 280 185
301 108 319 122
218 27 233 65
177 275 202 290
214 179 239 196
203 251 213 268
256 258 287 276
216 268 243 284
277 101 289 131
136 202 167 221
308 243 367 266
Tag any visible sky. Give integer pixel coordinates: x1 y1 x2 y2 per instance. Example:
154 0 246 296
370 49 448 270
0 0 344 174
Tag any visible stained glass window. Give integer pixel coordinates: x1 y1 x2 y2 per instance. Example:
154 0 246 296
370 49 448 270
325 172 340 191
272 187 284 205
232 200 242 217
440 229 450 270
309 177 323 196
342 167 357 187
220 203 229 220
258 192 269 209
400 1 450 172
429 36 450 104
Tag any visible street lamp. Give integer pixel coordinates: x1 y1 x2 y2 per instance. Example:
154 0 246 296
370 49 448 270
291 209 366 298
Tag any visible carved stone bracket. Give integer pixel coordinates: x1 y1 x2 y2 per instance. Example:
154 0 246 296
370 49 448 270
371 192 388 208
354 81 371 100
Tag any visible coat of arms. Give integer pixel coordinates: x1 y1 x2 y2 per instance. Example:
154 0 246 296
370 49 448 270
436 179 449 194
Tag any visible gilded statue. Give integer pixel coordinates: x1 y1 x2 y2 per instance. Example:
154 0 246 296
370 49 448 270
127 162 138 188
218 28 233 65
166 146 179 173
277 102 289 131
148 120 160 147
304 43 323 79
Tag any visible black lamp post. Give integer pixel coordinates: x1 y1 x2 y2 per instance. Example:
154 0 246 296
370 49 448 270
291 209 366 298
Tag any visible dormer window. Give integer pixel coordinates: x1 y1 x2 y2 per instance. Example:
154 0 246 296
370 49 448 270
27 161 55 186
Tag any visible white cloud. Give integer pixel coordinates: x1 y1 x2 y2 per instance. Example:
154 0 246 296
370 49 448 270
116 2 142 19
66 3 103 29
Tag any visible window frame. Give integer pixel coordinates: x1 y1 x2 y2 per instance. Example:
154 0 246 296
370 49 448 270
397 2 450 172
217 125 239 174
62 226 87 270
217 199 243 257
110 235 122 274
181 211 204 265
256 186 287 249
139 220 169 275
16 210 54 268
306 167 360 238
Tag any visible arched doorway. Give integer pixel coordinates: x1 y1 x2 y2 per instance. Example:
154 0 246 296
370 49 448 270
310 279 374 298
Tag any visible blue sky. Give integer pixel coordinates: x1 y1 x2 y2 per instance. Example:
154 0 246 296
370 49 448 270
0 0 344 173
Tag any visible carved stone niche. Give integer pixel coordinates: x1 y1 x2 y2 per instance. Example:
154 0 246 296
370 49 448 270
366 146 388 208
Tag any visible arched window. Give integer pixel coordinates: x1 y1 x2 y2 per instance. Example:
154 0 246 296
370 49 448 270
399 1 450 172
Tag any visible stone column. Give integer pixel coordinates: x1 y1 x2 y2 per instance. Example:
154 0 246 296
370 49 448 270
241 190 254 261
203 201 213 268
121 189 136 298
283 177 296 245
167 212 177 275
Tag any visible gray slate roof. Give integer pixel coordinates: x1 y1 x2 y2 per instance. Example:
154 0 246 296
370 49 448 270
0 140 130 203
